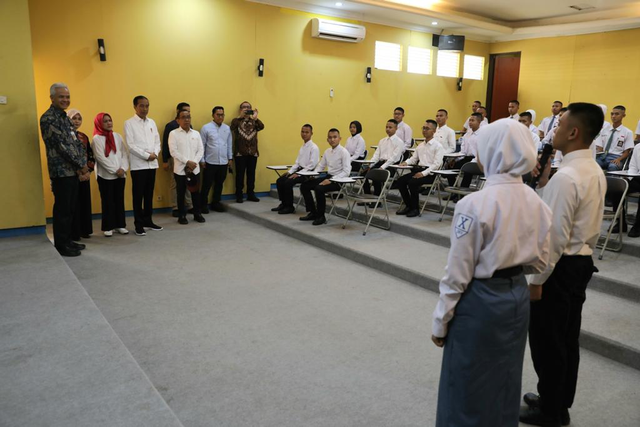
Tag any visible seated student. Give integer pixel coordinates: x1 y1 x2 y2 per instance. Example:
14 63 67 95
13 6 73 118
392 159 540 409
92 113 129 237
476 106 489 127
273 124 319 215
299 128 351 226
526 109 539 135
434 109 456 153
610 144 640 237
345 120 366 174
396 120 444 217
168 110 205 224
393 107 413 149
362 119 405 195
508 100 520 120
596 105 634 171
446 113 482 189
461 101 481 134
518 111 542 150
541 107 568 164
538 101 563 139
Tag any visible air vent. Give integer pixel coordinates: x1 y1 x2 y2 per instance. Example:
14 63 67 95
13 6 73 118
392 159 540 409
569 4 596 11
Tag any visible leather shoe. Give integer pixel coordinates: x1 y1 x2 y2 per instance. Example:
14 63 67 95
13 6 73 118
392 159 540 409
524 393 540 408
194 214 206 223
172 210 180 218
629 225 640 238
212 202 226 212
236 196 244 203
201 206 210 214
312 215 327 226
68 241 86 250
247 194 260 202
396 207 410 215
406 209 420 218
178 216 188 225
271 204 284 212
57 247 81 257
299 213 316 221
611 221 628 233
278 206 295 215
519 406 561 427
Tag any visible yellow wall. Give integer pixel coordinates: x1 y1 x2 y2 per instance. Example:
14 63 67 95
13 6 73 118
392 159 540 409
0 0 45 230
28 0 489 217
491 29 640 128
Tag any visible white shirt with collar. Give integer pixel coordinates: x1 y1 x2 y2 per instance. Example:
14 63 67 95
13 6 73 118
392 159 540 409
627 144 640 174
370 134 405 169
509 113 520 120
596 124 634 156
405 138 444 175
530 129 542 151
168 127 204 175
459 129 479 157
396 121 413 149
289 140 319 174
434 124 456 153
123 115 161 170
315 144 351 178
92 133 129 180
539 115 559 137
345 134 366 161
528 149 606 285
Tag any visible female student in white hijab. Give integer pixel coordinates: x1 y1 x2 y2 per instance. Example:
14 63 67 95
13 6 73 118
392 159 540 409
431 119 553 427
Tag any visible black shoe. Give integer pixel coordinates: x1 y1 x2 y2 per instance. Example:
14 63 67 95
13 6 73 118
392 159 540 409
271 204 284 212
80 234 91 239
312 215 327 226
366 202 378 208
145 223 163 231
57 247 81 257
611 221 628 233
278 206 295 215
396 207 410 215
135 227 147 236
236 196 244 203
523 393 540 408
194 214 206 223
68 241 86 250
406 209 420 218
629 225 640 238
178 216 188 225
300 213 316 221
247 194 260 202
201 206 210 214
212 202 226 212
519 406 561 427
172 210 180 218
561 409 570 426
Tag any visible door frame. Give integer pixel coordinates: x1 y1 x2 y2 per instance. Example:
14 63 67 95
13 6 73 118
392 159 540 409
486 52 521 121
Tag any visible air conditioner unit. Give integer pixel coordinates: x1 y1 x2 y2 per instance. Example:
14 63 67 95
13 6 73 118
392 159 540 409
311 18 366 43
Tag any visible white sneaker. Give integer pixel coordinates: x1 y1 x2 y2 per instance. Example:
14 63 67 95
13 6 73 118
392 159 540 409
116 228 129 235
104 230 113 237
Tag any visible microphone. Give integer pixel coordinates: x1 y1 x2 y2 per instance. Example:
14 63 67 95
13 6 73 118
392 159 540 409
529 143 554 189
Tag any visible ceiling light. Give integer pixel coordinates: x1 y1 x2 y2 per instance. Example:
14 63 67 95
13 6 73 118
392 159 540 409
432 21 438 25
336 2 343 6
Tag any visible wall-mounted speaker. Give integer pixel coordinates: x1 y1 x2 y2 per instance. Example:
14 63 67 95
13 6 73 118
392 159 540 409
97 39 106 61
457 78 463 91
366 67 372 83
258 58 264 77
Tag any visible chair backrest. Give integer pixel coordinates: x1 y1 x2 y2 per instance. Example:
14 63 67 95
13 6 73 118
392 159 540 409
460 161 483 177
361 149 368 160
365 168 390 183
605 176 629 199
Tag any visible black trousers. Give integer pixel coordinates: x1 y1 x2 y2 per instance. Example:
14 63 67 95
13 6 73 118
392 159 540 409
611 177 640 225
131 169 156 229
71 180 92 240
235 155 258 196
396 171 435 210
447 156 474 187
175 173 201 216
51 176 79 250
300 176 340 215
97 177 126 231
201 164 228 206
362 161 396 195
529 255 595 419
276 174 307 208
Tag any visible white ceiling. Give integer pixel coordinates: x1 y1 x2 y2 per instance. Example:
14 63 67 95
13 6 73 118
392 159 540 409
247 0 640 41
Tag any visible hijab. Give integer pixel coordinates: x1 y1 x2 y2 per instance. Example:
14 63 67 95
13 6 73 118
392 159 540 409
526 109 537 123
477 118 536 179
93 112 116 157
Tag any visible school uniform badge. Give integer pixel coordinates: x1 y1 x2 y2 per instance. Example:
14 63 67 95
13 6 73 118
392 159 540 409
454 214 473 239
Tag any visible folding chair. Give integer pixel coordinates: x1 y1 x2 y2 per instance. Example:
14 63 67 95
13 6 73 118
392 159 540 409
342 169 391 235
597 177 629 259
350 150 368 176
439 162 483 222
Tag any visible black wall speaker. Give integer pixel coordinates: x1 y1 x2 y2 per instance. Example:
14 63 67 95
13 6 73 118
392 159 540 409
258 58 264 77
366 67 372 83
97 39 106 61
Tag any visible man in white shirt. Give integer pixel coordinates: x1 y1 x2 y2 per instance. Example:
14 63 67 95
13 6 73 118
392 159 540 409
518 111 542 151
508 100 520 120
461 100 481 133
609 144 640 237
396 119 444 217
393 107 413 149
168 110 205 224
274 124 319 215
538 101 563 139
521 103 606 427
446 113 482 188
200 106 232 214
476 106 489 127
362 119 405 196
434 109 456 153
299 128 351 226
595 105 634 171
124 95 162 236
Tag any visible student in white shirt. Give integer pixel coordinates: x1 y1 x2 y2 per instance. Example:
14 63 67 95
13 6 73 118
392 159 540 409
274 124 319 215
393 107 413 149
461 100 481 133
432 118 552 427
345 120 366 174
446 113 482 188
123 95 162 236
200 106 233 214
299 128 351 226
538 101 563 139
521 103 606 427
362 119 405 196
168 110 205 224
508 100 520 120
610 144 640 237
434 109 456 153
595 105 634 171
518 111 542 150
541 108 568 165
395 120 444 217
92 112 130 237
476 106 489 127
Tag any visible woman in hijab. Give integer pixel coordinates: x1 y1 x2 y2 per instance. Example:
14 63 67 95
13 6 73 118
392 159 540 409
92 113 129 237
345 120 366 174
527 109 538 135
67 109 95 240
432 119 553 427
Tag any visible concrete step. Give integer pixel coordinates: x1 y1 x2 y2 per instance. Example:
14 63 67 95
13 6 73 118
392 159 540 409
229 196 640 371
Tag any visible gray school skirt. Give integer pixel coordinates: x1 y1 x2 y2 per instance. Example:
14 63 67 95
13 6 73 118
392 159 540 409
435 270 529 427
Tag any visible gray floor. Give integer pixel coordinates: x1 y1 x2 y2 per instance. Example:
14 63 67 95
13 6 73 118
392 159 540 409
54 212 640 426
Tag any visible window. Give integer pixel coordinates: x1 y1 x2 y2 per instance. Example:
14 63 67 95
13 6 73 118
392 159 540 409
375 41 402 72
436 51 460 78
407 46 432 75
463 55 485 80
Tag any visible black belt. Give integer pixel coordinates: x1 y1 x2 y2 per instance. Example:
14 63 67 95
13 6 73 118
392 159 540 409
491 265 523 279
